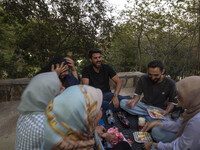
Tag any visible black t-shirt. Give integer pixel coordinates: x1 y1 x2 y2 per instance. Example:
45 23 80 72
135 74 177 109
82 64 116 93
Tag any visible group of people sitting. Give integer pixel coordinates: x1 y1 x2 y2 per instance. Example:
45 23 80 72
15 49 200 150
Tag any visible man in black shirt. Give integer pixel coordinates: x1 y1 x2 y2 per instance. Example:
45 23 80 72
120 60 177 142
120 60 177 118
82 49 124 113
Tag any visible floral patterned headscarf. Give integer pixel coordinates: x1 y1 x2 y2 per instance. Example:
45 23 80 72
44 85 103 150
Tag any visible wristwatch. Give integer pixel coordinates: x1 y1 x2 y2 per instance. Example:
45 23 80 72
113 94 118 97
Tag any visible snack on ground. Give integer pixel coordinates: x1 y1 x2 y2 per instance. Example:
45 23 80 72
107 127 132 147
138 132 148 140
133 131 152 143
151 109 163 118
147 108 164 119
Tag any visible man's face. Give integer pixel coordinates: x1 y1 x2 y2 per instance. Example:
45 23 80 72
90 53 102 68
148 67 164 83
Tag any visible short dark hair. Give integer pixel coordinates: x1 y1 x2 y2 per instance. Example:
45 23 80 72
38 56 67 73
148 60 164 71
88 49 102 58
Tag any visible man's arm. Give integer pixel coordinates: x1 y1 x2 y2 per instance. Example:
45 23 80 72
161 79 177 116
126 94 141 108
126 76 143 108
161 102 175 116
111 75 121 95
82 78 89 85
109 75 121 108
81 66 89 85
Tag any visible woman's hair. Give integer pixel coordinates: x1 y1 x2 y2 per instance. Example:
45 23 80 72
37 56 69 88
38 56 67 74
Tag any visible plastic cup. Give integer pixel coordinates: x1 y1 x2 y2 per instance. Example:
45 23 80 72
138 117 145 131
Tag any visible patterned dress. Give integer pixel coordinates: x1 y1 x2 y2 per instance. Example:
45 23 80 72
15 113 45 150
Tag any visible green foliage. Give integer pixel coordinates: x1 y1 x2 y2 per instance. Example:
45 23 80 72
105 24 138 72
108 0 200 79
1 0 113 78
1 0 200 79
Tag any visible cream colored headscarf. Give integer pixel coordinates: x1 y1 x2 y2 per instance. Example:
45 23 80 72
44 85 103 150
18 72 60 113
175 76 200 138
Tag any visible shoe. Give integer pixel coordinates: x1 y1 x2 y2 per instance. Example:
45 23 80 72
107 115 115 125
106 109 115 125
106 109 113 117
117 111 130 128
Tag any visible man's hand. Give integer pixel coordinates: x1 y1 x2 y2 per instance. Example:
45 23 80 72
51 62 68 77
109 96 119 108
161 110 168 116
126 99 137 108
143 120 162 132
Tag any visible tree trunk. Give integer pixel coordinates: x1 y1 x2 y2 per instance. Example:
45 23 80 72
137 29 142 72
198 3 200 74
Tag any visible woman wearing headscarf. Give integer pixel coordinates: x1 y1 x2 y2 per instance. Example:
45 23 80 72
143 76 200 150
43 84 132 150
43 85 103 150
15 71 65 150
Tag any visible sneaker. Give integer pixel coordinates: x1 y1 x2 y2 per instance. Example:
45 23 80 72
107 115 115 125
106 109 115 125
106 109 113 117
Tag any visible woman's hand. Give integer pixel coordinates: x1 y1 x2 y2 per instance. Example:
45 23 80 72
95 125 106 135
64 57 75 70
143 120 162 132
143 142 158 150
95 126 115 142
51 62 68 77
143 142 152 150
101 133 115 143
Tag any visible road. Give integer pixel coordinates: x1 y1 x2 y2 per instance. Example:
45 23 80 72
0 101 20 150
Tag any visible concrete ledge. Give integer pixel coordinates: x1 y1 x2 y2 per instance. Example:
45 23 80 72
0 72 144 102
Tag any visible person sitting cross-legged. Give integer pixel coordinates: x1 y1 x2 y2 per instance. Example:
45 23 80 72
120 60 178 143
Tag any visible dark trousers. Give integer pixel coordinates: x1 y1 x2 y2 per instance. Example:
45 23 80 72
102 92 126 114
